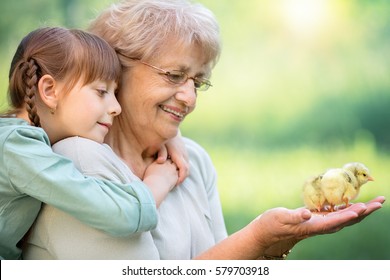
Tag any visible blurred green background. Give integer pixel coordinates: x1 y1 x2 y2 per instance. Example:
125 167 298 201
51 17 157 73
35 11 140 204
1 0 389 259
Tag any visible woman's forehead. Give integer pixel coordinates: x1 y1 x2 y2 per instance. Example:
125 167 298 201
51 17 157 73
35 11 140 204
150 40 210 67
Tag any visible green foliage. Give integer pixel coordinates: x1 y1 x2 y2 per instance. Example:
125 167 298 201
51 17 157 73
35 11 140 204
263 90 390 151
1 0 390 259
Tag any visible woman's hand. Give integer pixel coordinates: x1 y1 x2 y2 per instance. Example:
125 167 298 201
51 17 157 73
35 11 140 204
156 132 189 185
252 196 385 259
196 196 385 260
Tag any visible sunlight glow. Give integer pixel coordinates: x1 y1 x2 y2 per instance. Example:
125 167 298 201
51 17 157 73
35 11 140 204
279 0 331 37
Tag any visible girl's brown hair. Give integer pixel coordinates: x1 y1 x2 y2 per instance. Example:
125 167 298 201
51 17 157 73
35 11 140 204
6 27 122 126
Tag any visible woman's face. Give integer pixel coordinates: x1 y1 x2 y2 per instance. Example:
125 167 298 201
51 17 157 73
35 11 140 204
118 43 209 142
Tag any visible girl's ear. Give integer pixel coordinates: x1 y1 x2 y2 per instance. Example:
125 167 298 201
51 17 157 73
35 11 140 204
37 74 59 110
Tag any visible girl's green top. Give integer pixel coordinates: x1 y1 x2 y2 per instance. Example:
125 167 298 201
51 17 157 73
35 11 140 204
0 118 157 259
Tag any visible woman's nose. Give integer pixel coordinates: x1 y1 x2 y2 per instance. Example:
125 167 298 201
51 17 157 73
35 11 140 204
175 79 197 107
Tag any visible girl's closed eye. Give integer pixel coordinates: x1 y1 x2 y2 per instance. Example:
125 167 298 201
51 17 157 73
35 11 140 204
96 89 108 97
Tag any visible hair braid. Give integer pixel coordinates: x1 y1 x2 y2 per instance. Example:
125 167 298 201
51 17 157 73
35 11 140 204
5 27 122 128
24 59 41 127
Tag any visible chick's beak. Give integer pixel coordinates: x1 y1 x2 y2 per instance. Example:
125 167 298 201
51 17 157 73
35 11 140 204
368 176 374 181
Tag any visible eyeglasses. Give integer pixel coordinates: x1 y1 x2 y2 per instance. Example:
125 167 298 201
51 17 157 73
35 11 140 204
117 52 212 91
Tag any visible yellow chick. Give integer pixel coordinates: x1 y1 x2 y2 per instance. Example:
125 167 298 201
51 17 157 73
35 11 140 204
302 174 327 212
343 162 374 186
320 162 374 211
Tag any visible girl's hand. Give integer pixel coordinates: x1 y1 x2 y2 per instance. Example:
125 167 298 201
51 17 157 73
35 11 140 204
143 159 179 208
156 133 189 185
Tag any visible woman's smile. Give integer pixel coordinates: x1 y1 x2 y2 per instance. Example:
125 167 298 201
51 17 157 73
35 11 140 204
159 104 187 121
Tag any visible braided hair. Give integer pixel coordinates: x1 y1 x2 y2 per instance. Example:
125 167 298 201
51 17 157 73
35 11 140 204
22 59 41 126
6 27 121 127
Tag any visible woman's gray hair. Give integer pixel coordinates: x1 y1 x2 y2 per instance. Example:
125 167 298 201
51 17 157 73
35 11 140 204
88 0 221 69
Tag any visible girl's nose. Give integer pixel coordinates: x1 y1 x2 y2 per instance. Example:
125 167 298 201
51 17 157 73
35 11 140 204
109 96 122 116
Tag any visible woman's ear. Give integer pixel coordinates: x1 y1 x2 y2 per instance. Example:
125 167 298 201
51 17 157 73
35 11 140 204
37 74 58 110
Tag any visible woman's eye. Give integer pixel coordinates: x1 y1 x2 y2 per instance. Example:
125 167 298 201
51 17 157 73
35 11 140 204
167 72 186 83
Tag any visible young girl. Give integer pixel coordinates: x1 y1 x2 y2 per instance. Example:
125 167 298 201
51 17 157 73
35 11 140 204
0 27 185 259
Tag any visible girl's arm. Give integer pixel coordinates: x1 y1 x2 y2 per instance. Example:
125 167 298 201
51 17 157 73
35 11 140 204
4 128 157 236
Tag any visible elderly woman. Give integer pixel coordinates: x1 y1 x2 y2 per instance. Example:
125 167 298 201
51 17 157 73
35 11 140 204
23 0 384 260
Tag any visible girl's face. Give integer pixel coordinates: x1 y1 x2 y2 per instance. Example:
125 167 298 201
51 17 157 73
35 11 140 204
117 43 208 142
50 79 121 144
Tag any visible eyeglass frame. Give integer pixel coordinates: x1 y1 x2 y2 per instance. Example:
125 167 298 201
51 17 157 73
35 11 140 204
116 52 212 91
